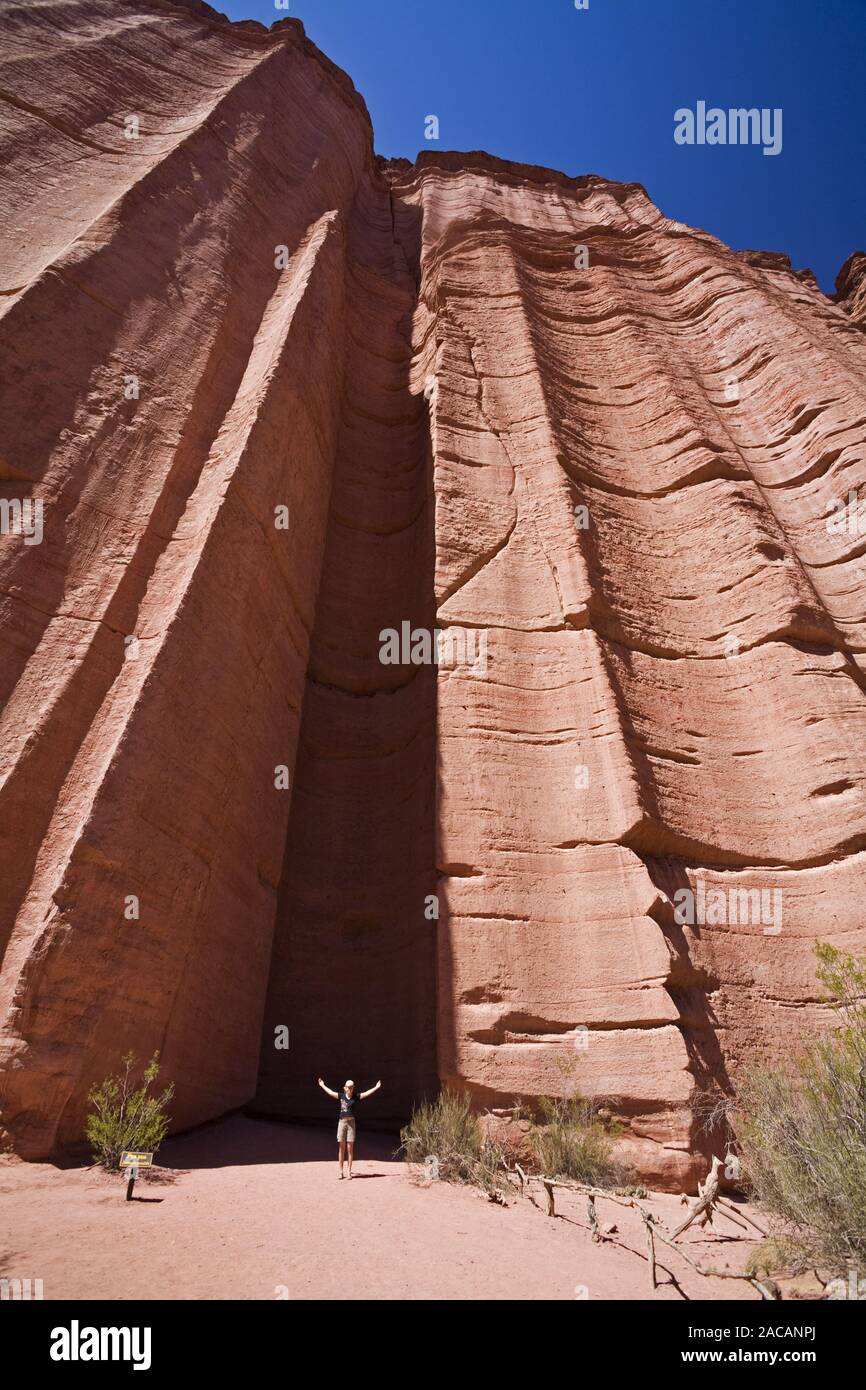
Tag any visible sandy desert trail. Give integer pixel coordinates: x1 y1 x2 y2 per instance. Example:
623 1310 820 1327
0 1115 789 1302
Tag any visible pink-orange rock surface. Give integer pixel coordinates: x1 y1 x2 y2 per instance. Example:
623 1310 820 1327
1 0 865 1187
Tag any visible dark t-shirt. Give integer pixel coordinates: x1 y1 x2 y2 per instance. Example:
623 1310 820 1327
339 1090 357 1116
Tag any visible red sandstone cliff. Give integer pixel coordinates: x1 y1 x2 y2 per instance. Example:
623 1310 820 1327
1 0 865 1188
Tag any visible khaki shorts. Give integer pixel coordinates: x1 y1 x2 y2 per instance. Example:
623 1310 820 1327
337 1117 356 1144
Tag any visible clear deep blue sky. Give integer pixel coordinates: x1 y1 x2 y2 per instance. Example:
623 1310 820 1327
218 0 865 292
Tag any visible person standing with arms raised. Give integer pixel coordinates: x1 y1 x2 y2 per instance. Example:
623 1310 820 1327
317 1077 381 1178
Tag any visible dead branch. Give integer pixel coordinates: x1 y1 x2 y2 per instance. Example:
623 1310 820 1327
717 1198 768 1237
642 1211 657 1290
542 1178 556 1217
671 1155 724 1239
587 1193 600 1242
528 1160 773 1298
649 1222 780 1299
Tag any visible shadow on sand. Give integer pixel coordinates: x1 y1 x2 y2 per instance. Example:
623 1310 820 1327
156 1113 404 1172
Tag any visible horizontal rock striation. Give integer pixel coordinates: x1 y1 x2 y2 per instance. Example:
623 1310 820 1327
1 0 864 1185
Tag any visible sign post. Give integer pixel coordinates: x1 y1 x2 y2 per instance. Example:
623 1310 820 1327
120 1150 153 1201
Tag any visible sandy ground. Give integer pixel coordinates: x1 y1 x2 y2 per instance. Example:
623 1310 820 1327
0 1114 784 1301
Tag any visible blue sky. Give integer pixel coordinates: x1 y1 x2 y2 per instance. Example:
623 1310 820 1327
217 0 865 292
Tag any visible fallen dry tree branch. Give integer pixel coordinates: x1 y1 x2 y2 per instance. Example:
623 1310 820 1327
717 1198 768 1237
587 1193 600 1243
649 1221 780 1300
670 1155 723 1238
643 1210 657 1291
529 1161 775 1299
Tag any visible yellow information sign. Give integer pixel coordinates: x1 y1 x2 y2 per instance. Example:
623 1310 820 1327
120 1151 153 1169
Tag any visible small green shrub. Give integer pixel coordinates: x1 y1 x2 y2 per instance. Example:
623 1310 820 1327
528 1094 625 1188
85 1051 174 1171
735 943 866 1277
401 1088 627 1197
400 1090 507 1194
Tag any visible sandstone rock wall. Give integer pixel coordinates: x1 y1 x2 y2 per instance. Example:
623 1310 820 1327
0 0 370 1151
389 153 866 1184
1 0 864 1185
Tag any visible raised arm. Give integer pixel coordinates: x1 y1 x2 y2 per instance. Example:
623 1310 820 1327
317 1077 339 1099
359 1080 382 1100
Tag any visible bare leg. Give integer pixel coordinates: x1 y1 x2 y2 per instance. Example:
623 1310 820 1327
347 1140 354 1178
338 1140 346 1177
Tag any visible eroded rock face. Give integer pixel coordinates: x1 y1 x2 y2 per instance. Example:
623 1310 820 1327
835 251 866 327
1 0 864 1187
